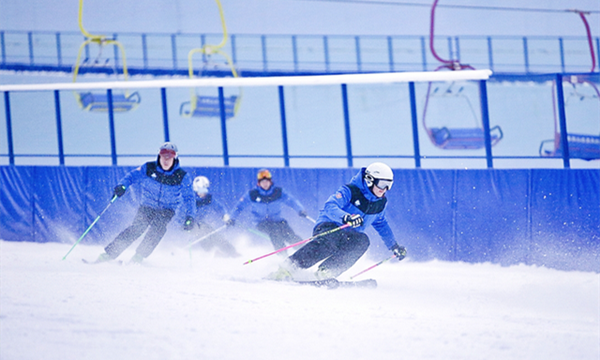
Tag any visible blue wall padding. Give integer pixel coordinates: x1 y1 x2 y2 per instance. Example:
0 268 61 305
1 166 598 271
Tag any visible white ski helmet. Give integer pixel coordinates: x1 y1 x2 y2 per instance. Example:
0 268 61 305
364 162 394 190
193 176 210 194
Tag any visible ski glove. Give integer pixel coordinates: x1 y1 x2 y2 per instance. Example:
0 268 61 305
390 244 407 261
114 185 126 197
343 214 363 228
183 216 194 231
225 218 236 227
298 210 308 218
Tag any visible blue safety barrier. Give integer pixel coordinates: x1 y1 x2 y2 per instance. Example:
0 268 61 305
1 166 598 272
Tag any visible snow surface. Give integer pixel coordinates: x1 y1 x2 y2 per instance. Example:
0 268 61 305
1 239 599 360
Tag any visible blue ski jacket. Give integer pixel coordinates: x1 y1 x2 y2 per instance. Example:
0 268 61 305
194 193 228 223
230 184 305 224
315 168 397 249
119 158 195 218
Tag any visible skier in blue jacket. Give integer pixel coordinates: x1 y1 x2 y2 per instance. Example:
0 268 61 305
268 162 406 280
227 169 308 252
94 142 196 264
190 175 239 257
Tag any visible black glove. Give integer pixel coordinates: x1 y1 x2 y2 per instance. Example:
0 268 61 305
225 218 236 227
342 214 363 228
390 243 407 261
298 210 307 218
114 184 126 197
183 216 194 231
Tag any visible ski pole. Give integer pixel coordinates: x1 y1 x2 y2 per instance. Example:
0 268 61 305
349 254 396 279
243 223 351 265
62 195 118 260
305 215 317 224
185 225 227 248
247 227 271 240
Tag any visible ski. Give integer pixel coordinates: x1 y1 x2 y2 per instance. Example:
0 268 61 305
294 278 377 289
82 258 123 265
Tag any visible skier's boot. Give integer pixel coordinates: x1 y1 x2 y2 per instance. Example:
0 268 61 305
130 253 144 264
94 252 113 264
314 266 335 280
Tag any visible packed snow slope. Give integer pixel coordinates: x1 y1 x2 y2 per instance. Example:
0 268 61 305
1 239 598 360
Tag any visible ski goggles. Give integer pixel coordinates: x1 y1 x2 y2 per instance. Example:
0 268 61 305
257 169 272 181
159 148 177 159
373 178 393 190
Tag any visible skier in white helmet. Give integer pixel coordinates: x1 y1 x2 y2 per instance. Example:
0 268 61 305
190 175 239 257
268 162 406 280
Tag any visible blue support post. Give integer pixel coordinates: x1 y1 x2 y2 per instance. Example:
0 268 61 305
278 86 290 167
341 84 353 168
113 34 119 68
218 87 229 166
28 32 34 65
408 82 421 168
555 74 570 168
54 90 64 165
107 89 117 165
171 34 177 70
160 88 170 142
1 31 5 65
261 35 267 72
559 38 565 73
355 36 362 72
596 38 600 71
323 36 330 73
487 36 494 71
420 36 427 71
479 80 493 168
523 37 529 73
3 91 14 165
231 34 237 65
292 35 299 73
387 36 394 72
56 32 62 67
455 36 461 62
142 34 148 69
447 36 453 60
201 34 206 64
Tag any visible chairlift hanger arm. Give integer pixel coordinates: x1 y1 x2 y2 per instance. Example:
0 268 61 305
78 0 106 42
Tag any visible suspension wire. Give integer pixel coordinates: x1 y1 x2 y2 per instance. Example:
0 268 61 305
291 0 600 14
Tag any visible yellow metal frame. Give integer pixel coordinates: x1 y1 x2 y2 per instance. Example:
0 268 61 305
73 0 135 108
183 0 242 118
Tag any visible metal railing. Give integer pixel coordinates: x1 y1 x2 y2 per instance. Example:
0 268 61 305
1 30 599 76
2 72 598 169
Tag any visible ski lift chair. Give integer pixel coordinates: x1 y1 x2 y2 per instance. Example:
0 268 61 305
423 82 503 150
72 38 141 113
180 94 239 119
540 133 600 161
539 11 600 161
428 126 504 150
180 46 242 120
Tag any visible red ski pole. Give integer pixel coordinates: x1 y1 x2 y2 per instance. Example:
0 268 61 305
349 254 396 279
243 223 350 265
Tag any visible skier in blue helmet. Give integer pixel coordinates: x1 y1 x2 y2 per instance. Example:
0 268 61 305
268 162 406 280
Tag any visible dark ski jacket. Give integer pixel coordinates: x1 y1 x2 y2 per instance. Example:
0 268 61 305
315 168 397 249
230 184 304 224
119 157 195 218
194 193 228 223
